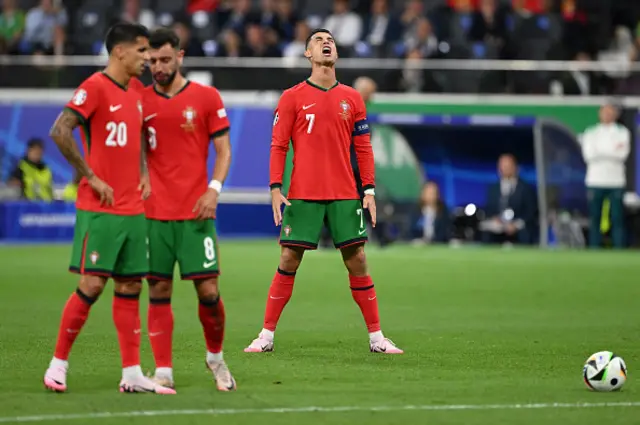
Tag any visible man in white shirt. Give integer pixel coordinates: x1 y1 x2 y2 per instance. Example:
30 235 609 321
324 0 363 49
580 103 630 248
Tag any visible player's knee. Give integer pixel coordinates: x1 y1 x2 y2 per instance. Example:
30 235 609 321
343 245 367 276
113 279 142 296
194 277 219 300
279 247 303 273
148 279 173 299
78 275 106 298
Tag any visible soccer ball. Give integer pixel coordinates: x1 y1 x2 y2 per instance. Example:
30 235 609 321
583 351 627 392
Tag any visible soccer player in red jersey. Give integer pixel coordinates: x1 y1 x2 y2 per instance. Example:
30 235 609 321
43 22 175 395
141 28 235 391
244 29 403 354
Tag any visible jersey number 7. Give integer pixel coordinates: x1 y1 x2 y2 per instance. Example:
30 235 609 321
305 114 315 134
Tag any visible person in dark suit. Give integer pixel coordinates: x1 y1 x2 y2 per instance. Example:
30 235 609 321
412 182 451 244
479 154 537 244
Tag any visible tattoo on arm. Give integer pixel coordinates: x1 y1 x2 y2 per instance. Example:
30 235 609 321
49 109 94 179
140 130 149 177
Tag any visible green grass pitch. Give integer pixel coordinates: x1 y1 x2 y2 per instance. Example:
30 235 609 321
1 241 639 424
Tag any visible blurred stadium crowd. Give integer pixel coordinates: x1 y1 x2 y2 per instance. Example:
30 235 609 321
2 0 640 94
1 0 638 61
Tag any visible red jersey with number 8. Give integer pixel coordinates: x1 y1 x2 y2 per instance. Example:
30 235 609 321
65 72 145 215
141 81 230 220
270 80 375 200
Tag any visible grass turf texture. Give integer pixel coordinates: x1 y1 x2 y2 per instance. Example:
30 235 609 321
0 241 639 425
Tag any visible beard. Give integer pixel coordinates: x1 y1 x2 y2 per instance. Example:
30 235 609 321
154 69 178 86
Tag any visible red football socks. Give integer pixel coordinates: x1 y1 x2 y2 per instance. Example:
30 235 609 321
198 296 226 354
349 275 381 332
148 299 173 368
263 268 296 332
112 293 141 368
53 289 94 361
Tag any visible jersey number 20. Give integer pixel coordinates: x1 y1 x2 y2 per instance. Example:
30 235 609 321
105 121 127 147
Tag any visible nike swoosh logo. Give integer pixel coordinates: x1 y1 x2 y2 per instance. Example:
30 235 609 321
270 296 285 300
358 229 367 235
149 331 164 337
203 261 217 268
66 328 79 334
134 329 141 334
302 103 315 110
144 113 157 122
368 296 376 301
110 105 122 112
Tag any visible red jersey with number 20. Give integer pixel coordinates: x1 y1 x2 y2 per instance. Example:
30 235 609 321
142 81 230 220
65 72 144 215
270 80 374 200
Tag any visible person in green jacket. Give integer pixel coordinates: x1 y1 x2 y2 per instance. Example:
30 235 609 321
8 138 54 201
0 0 25 54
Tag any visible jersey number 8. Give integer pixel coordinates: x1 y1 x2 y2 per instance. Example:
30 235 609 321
105 121 127 147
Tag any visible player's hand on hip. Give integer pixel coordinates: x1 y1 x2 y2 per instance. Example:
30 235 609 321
88 175 114 207
271 188 291 226
138 175 151 200
193 188 219 220
363 194 376 227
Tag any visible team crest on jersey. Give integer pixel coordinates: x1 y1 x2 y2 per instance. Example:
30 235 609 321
283 225 292 236
89 251 100 265
181 107 197 131
339 100 350 120
72 89 87 106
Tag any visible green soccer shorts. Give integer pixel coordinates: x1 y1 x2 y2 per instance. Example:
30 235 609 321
279 199 368 250
69 210 148 279
147 218 220 281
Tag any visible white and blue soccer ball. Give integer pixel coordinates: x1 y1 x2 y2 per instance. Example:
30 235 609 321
583 351 627 392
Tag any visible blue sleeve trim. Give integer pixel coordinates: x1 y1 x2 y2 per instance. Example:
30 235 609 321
352 118 370 136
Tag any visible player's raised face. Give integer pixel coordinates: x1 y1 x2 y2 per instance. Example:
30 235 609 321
117 36 150 77
149 43 183 86
305 32 337 66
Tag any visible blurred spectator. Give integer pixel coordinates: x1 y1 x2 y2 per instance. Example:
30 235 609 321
579 103 630 248
274 0 298 42
411 182 451 244
361 0 401 55
8 138 53 201
218 0 252 39
468 0 507 46
217 28 244 56
62 171 81 202
173 18 205 56
401 0 425 42
324 0 363 50
404 17 439 58
22 0 67 55
479 154 537 245
0 0 25 54
244 23 281 57
282 20 309 58
120 0 155 29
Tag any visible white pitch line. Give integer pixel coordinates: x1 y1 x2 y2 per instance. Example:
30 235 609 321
1 401 639 423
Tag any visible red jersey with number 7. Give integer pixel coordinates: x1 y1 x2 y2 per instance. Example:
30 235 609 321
141 81 230 220
270 80 374 200
65 72 145 215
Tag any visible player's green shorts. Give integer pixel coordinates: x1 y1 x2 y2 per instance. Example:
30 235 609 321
69 210 148 279
280 199 368 250
147 218 220 281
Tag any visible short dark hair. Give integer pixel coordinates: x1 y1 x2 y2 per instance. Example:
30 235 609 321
305 28 333 49
105 22 150 54
27 138 44 150
149 27 181 50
